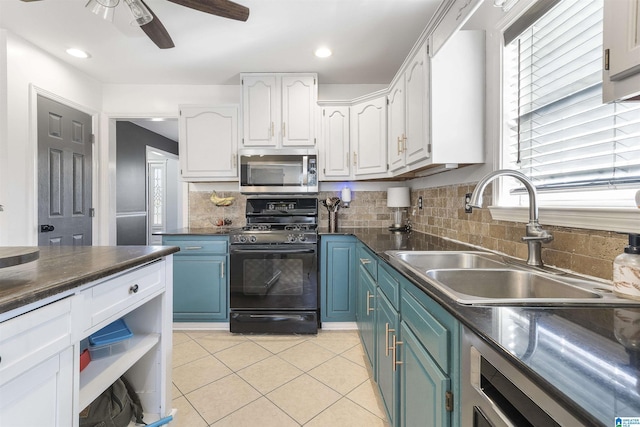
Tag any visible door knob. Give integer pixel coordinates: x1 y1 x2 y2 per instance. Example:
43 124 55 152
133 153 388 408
40 224 55 232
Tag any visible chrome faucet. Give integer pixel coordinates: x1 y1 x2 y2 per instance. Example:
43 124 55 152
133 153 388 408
467 169 553 267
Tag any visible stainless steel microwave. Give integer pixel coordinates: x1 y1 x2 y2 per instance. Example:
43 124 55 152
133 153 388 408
239 148 318 194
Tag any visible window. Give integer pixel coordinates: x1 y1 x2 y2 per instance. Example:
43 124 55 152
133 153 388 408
501 0 640 212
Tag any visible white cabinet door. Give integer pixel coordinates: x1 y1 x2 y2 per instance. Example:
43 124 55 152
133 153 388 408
320 106 351 179
281 75 316 147
242 73 317 147
0 348 73 427
603 0 640 102
387 79 406 173
404 44 430 166
179 105 238 181
242 75 278 147
351 96 388 177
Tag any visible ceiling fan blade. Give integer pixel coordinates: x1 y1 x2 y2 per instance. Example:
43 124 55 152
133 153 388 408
139 0 175 49
167 0 249 22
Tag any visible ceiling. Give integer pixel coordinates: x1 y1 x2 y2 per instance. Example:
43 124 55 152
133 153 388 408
0 0 443 86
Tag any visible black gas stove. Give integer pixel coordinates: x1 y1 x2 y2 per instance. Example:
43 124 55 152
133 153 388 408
229 197 319 334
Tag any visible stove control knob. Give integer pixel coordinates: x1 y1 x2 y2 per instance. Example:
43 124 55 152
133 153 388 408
287 234 297 243
298 234 307 242
238 235 247 243
249 235 257 243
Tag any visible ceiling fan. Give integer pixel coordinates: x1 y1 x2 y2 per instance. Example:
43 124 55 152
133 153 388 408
20 0 250 49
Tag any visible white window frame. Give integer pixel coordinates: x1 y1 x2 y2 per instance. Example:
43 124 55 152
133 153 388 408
491 0 640 233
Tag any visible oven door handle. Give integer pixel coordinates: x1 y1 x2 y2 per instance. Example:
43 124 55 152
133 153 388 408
230 247 316 254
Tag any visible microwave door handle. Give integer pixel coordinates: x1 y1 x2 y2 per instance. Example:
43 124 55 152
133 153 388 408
302 155 308 185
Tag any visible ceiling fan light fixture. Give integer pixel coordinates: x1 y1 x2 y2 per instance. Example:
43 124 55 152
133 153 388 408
124 0 153 26
85 0 119 22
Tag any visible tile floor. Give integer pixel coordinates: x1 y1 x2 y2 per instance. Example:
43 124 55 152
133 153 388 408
171 329 389 426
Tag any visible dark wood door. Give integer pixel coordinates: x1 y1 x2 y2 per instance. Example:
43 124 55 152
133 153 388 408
37 95 92 246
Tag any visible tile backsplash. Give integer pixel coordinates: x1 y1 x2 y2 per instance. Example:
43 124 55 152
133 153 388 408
188 184 627 281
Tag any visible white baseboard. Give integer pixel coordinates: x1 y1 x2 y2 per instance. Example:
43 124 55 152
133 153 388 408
320 322 358 330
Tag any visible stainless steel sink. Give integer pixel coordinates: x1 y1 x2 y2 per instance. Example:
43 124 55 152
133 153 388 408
426 269 604 304
384 250 639 306
385 251 508 270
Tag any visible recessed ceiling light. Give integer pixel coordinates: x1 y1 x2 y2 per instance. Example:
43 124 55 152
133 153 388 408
314 47 332 58
66 48 91 59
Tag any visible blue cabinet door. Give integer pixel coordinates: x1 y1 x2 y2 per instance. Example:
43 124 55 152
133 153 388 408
320 236 357 322
376 289 400 426
400 321 451 427
163 235 229 322
357 262 377 370
173 254 228 321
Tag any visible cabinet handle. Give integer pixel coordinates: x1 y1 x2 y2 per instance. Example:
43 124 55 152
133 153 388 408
271 122 274 137
184 246 203 250
385 323 396 356
366 291 375 315
353 152 357 166
220 261 225 279
360 258 371 265
392 335 403 371
282 122 286 138
397 136 402 155
232 154 237 169
402 134 407 152
129 284 139 294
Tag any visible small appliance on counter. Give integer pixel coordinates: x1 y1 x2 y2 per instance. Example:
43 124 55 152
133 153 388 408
387 187 411 232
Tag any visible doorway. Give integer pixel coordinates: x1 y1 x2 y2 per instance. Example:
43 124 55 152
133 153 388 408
147 147 180 245
37 95 93 246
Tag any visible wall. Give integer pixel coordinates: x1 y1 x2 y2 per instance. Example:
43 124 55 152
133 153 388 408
0 31 102 245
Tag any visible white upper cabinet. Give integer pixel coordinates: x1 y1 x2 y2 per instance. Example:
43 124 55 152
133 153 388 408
388 43 430 173
428 30 484 167
351 94 388 178
428 0 484 57
242 73 317 147
603 0 640 102
178 105 238 181
319 105 351 180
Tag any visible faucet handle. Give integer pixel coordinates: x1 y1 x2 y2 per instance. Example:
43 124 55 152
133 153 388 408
522 234 554 243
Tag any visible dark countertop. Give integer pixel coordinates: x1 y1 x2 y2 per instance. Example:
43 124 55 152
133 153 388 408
335 228 640 426
0 245 179 316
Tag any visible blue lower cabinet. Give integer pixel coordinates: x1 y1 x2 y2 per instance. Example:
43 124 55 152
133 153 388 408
348 241 460 427
400 321 451 427
320 236 357 322
357 262 377 370
163 235 229 322
376 289 400 425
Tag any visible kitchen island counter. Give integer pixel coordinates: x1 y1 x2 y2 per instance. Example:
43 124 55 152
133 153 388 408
0 245 179 317
331 228 640 426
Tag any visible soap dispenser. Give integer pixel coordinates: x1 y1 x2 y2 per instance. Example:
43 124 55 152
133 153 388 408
614 234 640 300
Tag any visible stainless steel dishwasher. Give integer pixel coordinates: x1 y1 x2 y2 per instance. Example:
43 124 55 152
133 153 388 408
461 326 583 426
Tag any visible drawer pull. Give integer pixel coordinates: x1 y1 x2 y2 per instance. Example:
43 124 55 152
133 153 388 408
220 261 225 279
360 258 371 265
129 284 139 294
184 246 203 250
366 291 375 315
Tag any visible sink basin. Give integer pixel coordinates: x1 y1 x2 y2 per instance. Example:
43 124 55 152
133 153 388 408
385 251 507 270
426 269 604 305
385 250 639 306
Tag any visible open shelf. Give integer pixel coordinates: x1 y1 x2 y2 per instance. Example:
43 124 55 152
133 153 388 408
79 333 160 410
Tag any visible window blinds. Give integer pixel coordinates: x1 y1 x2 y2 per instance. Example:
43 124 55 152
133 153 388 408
505 0 640 192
